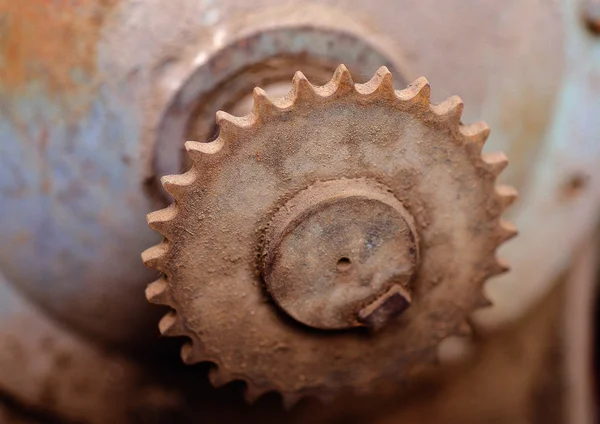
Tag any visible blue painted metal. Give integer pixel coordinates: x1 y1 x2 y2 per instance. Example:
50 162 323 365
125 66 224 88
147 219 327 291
0 0 598 378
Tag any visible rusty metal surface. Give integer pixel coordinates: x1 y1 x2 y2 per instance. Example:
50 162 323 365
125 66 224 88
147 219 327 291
261 179 419 330
0 263 299 423
142 66 516 404
297 235 599 424
0 0 161 349
152 5 407 186
0 0 578 352
0 0 599 420
297 279 569 424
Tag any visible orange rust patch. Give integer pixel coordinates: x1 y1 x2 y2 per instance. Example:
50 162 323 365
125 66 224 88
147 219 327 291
0 0 119 95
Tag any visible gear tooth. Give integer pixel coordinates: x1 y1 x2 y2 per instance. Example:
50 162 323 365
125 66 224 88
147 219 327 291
208 367 234 388
243 384 267 405
147 204 178 236
438 335 474 364
281 392 302 410
329 64 354 94
161 171 196 200
145 277 170 305
215 110 252 138
431 95 464 123
488 257 510 276
497 220 518 243
496 184 518 209
141 242 169 271
356 66 394 97
141 70 518 403
180 342 195 364
475 292 493 308
396 76 430 105
252 87 277 116
215 110 233 125
482 152 509 176
456 320 473 337
291 71 316 101
460 121 490 151
158 310 184 336
180 338 212 365
185 139 225 164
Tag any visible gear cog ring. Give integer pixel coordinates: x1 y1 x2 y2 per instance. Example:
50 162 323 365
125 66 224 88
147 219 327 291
142 65 517 405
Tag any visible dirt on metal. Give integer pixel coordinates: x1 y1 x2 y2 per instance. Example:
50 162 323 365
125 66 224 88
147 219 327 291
0 0 119 98
142 65 517 405
261 178 419 331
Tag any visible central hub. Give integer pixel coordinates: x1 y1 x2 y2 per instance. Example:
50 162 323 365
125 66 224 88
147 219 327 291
261 179 419 330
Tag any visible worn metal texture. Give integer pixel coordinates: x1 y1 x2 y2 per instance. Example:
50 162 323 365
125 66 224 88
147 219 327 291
296 278 569 424
0 0 161 349
0 0 586 351
0 0 599 420
142 66 516 404
296 235 599 424
261 178 419 330
153 5 407 185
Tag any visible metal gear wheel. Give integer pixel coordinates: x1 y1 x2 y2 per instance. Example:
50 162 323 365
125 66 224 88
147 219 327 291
142 65 517 406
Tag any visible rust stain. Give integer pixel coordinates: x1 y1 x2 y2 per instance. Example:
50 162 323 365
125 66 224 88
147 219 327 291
0 0 119 96
142 67 516 403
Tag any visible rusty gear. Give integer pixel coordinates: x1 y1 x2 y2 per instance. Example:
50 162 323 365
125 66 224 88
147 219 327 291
142 65 517 406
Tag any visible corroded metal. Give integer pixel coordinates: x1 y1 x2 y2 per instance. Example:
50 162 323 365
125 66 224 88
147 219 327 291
1 0 599 421
142 66 516 404
153 13 406 185
0 0 591 352
0 0 160 349
358 285 412 331
262 179 419 330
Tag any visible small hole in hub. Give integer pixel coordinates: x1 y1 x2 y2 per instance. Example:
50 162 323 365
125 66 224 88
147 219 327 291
336 257 352 272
